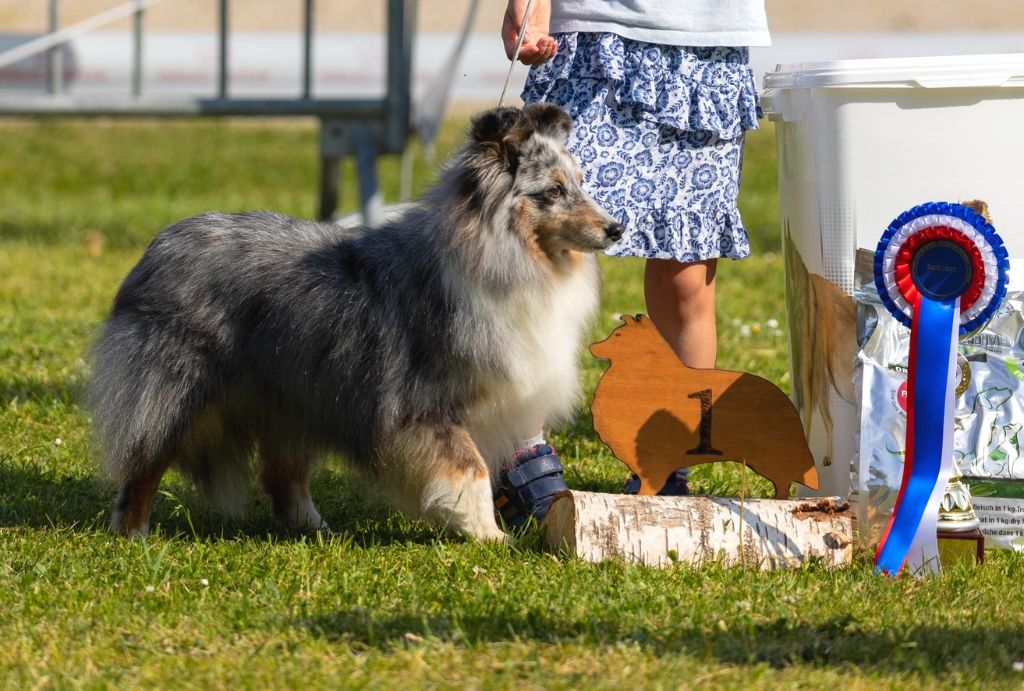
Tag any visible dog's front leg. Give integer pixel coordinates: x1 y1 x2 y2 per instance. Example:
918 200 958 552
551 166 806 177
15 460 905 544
384 423 508 543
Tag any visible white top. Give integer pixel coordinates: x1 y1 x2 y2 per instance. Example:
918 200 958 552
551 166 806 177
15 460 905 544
550 0 771 47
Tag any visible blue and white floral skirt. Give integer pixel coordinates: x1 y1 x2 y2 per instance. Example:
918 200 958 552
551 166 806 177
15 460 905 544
521 33 760 263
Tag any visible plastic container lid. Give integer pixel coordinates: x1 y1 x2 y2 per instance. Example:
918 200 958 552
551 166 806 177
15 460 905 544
764 53 1024 90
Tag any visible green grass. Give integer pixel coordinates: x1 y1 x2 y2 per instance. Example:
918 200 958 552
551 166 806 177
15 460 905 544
1 118 1022 688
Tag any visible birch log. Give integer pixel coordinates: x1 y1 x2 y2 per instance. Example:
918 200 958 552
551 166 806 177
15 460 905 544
540 491 853 569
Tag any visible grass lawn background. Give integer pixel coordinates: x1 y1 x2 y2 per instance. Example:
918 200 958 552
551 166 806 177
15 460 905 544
1 117 1022 688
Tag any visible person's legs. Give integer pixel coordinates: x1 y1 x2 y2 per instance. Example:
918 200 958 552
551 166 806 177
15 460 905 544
628 257 720 495
643 258 718 368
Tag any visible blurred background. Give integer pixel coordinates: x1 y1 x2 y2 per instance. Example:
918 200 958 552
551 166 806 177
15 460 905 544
1 0 1022 107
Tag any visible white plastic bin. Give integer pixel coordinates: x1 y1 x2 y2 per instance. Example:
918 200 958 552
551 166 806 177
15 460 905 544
762 53 1024 498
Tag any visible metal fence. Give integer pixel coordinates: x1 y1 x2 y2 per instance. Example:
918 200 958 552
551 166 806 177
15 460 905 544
0 0 418 222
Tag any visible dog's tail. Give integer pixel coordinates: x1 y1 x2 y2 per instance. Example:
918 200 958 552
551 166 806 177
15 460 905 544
88 311 250 514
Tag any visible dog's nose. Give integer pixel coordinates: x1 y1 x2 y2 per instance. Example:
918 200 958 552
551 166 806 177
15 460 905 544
604 222 623 242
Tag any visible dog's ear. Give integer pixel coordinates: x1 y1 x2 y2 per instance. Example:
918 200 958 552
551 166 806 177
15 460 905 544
468 103 572 170
499 103 572 168
517 102 572 143
469 107 521 146
469 106 523 169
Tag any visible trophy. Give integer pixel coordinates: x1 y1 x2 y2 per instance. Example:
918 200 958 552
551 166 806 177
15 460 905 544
938 353 981 532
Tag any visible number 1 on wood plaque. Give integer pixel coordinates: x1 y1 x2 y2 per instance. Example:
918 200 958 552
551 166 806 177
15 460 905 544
686 388 723 456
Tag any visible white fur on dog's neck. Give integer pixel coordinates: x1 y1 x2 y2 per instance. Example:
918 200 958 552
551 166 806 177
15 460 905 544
462 250 601 480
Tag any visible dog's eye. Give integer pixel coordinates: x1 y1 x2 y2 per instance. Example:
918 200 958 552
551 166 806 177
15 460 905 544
546 184 565 200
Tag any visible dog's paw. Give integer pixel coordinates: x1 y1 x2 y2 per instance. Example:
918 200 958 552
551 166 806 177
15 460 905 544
308 519 332 535
473 526 512 545
291 516 331 535
110 510 150 540
280 498 330 534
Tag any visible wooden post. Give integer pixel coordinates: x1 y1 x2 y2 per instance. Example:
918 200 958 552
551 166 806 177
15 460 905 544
541 491 853 569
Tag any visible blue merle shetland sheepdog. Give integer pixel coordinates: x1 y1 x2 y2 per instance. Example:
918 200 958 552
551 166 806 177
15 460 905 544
88 103 622 541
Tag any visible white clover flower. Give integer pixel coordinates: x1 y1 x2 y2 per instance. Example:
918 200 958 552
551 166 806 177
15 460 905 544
54 438 62 446
200 578 209 587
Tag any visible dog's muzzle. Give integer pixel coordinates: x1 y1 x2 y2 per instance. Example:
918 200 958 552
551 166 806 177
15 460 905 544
604 222 624 243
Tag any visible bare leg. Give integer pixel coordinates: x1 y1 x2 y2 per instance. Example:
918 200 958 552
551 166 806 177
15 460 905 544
643 258 718 368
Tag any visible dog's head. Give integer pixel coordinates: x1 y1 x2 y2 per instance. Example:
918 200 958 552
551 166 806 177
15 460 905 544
464 103 623 257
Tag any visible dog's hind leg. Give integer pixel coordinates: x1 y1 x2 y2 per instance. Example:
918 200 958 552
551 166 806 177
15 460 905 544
110 449 172 538
384 424 506 543
258 442 329 532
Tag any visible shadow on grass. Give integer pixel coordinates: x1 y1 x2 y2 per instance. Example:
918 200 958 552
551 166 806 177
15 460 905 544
0 462 109 530
297 609 1023 679
0 376 82 407
0 458 444 547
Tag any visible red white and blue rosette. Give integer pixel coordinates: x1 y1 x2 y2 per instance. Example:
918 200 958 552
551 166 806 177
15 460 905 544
873 202 1009 576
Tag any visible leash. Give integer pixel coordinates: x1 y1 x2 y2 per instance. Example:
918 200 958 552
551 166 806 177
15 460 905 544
497 0 534 108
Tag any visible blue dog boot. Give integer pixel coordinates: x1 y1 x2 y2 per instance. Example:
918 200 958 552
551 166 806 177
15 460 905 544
495 444 568 530
624 468 690 496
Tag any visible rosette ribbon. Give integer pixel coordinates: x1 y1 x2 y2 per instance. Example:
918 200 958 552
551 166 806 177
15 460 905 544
872 202 1008 575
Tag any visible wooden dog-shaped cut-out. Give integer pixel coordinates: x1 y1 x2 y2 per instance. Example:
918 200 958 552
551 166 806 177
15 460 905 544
590 315 818 498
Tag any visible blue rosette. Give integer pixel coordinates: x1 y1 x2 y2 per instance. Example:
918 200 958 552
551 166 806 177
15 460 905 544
872 202 1009 576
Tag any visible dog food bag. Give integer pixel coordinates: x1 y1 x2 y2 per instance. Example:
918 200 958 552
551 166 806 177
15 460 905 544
850 252 1024 551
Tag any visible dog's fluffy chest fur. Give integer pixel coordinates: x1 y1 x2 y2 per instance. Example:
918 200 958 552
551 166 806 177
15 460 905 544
461 253 601 473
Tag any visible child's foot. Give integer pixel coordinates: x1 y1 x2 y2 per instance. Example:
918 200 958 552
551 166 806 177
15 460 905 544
494 444 568 529
623 468 690 496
